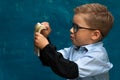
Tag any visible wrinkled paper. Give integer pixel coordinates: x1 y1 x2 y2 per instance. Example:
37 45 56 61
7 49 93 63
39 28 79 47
34 22 46 56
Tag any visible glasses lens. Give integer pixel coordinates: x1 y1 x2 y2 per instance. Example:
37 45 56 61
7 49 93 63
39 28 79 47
73 23 79 33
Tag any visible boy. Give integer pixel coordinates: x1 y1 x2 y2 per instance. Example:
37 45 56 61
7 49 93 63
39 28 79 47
34 3 114 80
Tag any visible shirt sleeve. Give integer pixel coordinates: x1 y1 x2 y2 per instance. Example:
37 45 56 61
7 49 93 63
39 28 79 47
57 47 71 59
39 44 79 79
74 52 113 77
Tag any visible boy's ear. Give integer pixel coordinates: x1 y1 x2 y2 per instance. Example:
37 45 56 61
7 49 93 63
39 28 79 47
91 30 101 40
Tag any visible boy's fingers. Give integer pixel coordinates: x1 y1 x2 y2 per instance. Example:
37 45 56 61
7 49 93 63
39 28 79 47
35 32 40 36
41 22 50 29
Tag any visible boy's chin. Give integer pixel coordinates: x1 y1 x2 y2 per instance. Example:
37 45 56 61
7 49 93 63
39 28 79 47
72 42 77 46
73 42 81 47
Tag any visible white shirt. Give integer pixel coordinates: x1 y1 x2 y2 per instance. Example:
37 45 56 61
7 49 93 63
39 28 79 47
58 42 113 80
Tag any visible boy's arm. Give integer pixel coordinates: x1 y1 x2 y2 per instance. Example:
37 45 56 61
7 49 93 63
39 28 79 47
39 44 79 79
38 37 51 66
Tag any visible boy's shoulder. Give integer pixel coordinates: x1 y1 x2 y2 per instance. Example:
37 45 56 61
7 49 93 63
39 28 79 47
84 42 107 58
83 41 104 51
83 42 109 60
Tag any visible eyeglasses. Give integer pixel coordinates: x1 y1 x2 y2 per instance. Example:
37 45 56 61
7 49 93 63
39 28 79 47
72 23 97 33
72 23 104 37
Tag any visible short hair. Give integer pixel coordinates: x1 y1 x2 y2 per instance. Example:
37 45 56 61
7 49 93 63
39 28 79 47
74 3 114 38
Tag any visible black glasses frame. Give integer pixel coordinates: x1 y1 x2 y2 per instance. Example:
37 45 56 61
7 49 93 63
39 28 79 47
72 23 97 32
72 23 104 37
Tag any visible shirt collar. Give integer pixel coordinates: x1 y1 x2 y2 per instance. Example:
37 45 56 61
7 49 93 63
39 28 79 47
82 41 103 51
73 41 103 51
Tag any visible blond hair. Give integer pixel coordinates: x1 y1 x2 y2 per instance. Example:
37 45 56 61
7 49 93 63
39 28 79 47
74 3 114 37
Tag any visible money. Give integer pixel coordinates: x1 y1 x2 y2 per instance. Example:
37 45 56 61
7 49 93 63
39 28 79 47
35 22 46 32
34 22 46 56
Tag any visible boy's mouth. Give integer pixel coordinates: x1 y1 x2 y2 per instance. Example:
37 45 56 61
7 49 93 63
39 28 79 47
70 35 74 41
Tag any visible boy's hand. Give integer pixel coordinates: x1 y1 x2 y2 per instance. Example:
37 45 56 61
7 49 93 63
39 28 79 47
34 32 49 49
41 22 51 37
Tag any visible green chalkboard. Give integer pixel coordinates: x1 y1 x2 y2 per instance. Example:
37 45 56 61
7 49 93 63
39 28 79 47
0 0 119 80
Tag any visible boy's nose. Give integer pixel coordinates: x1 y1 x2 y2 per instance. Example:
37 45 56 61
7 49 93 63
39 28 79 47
70 27 74 33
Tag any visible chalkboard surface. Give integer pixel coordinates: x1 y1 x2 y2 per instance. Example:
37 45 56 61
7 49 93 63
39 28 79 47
0 0 120 80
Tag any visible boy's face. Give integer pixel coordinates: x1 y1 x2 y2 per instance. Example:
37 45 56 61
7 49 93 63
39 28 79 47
70 14 96 46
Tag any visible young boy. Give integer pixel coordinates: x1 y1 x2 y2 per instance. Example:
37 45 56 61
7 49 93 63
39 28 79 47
34 3 114 80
